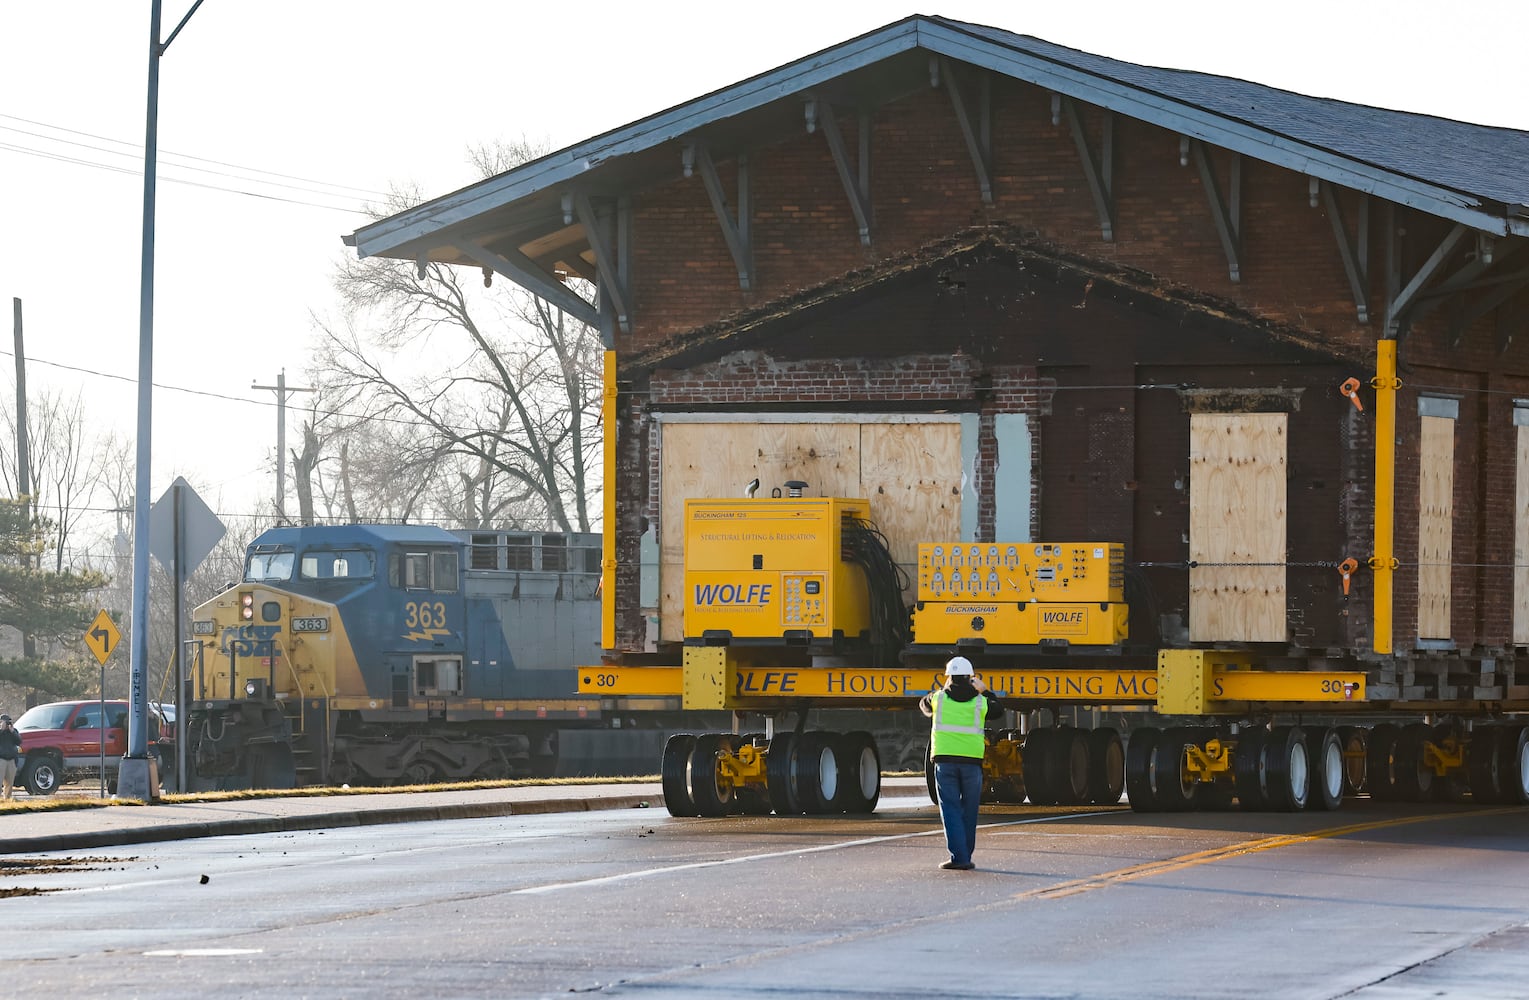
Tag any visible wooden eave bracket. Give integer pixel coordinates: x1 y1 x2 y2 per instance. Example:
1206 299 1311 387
938 57 992 204
1385 222 1468 335
450 237 599 330
1318 181 1370 323
571 192 632 336
1424 238 1528 346
810 95 872 246
1189 140 1241 282
1494 287 1529 355
685 142 753 290
1062 96 1114 241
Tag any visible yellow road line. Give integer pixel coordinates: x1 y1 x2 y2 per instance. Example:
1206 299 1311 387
1021 806 1524 901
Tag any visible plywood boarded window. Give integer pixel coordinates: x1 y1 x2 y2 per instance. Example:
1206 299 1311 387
657 416 963 641
1189 413 1286 642
1516 409 1529 644
1417 404 1457 640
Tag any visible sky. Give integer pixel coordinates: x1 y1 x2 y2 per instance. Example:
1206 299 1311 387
1 0 1526 542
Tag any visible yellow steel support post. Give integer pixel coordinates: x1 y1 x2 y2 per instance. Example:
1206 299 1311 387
682 646 728 710
1157 649 1212 714
1371 339 1400 655
601 349 617 651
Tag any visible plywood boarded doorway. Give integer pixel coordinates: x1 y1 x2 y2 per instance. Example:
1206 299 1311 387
1189 412 1287 642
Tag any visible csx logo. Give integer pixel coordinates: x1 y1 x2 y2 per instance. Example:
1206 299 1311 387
1042 610 1085 624
694 582 773 605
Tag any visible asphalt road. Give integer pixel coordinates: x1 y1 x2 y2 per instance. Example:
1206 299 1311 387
4 797 1529 999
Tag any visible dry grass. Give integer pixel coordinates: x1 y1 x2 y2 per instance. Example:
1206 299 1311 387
0 774 662 811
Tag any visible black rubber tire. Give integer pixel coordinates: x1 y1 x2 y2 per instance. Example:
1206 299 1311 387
1264 726 1310 812
1499 725 1529 805
1151 727 1199 812
689 733 736 817
1466 726 1502 804
1045 728 1091 805
1307 728 1344 811
922 740 938 805
1430 725 1469 803
1366 723 1400 800
795 730 844 814
1086 728 1125 805
1335 726 1366 797
1233 728 1270 811
21 755 63 797
767 732 804 815
840 731 881 813
661 733 699 817
1023 729 1057 806
1124 726 1161 812
1392 723 1435 802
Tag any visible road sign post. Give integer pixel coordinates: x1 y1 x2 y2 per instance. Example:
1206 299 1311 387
84 610 120 798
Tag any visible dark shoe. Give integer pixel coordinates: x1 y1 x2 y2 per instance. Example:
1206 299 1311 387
939 860 976 871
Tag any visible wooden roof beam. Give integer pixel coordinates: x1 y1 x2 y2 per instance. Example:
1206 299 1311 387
1318 181 1370 323
451 238 599 329
684 142 754 290
937 57 992 204
808 96 872 246
1189 140 1241 282
1062 96 1115 241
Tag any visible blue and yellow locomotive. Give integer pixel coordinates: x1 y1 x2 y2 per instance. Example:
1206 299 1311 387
187 524 676 787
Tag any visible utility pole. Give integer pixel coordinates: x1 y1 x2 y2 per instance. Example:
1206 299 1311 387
123 0 206 803
12 297 33 660
253 370 314 523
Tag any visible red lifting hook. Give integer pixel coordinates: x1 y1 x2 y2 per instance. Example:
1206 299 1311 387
1338 557 1358 596
1339 377 1364 412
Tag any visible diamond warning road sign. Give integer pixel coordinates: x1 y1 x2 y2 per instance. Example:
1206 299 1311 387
83 609 121 666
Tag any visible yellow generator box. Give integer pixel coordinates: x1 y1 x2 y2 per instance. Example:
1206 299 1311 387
910 601 1129 646
684 497 872 641
917 542 1125 603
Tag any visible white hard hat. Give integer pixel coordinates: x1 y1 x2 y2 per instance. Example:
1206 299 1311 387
944 656 974 676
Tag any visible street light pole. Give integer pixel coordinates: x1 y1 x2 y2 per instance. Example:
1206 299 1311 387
121 0 206 803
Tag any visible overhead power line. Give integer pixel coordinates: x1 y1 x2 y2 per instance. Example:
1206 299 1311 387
0 111 387 214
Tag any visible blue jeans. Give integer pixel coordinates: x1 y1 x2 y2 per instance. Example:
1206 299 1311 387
934 759 984 865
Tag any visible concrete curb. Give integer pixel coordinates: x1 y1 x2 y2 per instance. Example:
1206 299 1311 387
1 784 928 855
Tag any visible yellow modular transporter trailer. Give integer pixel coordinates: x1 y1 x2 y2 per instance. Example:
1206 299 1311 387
578 493 1529 819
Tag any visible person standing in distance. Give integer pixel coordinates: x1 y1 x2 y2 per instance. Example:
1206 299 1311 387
919 655 1001 871
0 715 21 800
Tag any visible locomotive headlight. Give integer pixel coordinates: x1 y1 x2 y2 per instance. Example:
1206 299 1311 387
245 680 258 697
241 593 254 621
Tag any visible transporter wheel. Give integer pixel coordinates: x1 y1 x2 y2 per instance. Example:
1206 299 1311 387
840 731 881 814
767 733 804 815
1123 726 1161 813
1084 728 1124 805
1045 728 1091 806
689 733 736 818
1392 723 1435 802
1307 728 1344 812
1466 726 1503 804
1366 723 1400 801
1023 729 1058 806
1151 727 1199 812
660 734 699 818
1335 726 1366 797
1264 726 1310 812
795 730 845 814
1233 727 1270 811
400 762 438 787
1500 725 1529 805
1430 725 1470 803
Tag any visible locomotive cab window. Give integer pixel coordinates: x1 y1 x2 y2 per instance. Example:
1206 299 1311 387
246 549 294 582
300 549 375 581
388 549 459 592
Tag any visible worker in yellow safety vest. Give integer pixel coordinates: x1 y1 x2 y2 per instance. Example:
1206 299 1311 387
919 655 1002 871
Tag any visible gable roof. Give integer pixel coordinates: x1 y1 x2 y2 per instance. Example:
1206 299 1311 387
347 14 1529 267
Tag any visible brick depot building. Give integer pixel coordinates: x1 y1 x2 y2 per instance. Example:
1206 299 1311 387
350 16 1529 702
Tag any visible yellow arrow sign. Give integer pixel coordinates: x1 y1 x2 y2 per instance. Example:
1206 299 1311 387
83 609 121 667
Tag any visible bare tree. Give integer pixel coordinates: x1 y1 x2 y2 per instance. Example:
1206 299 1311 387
0 386 112 571
304 140 602 532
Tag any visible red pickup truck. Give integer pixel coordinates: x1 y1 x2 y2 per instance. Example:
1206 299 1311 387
14 700 172 796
